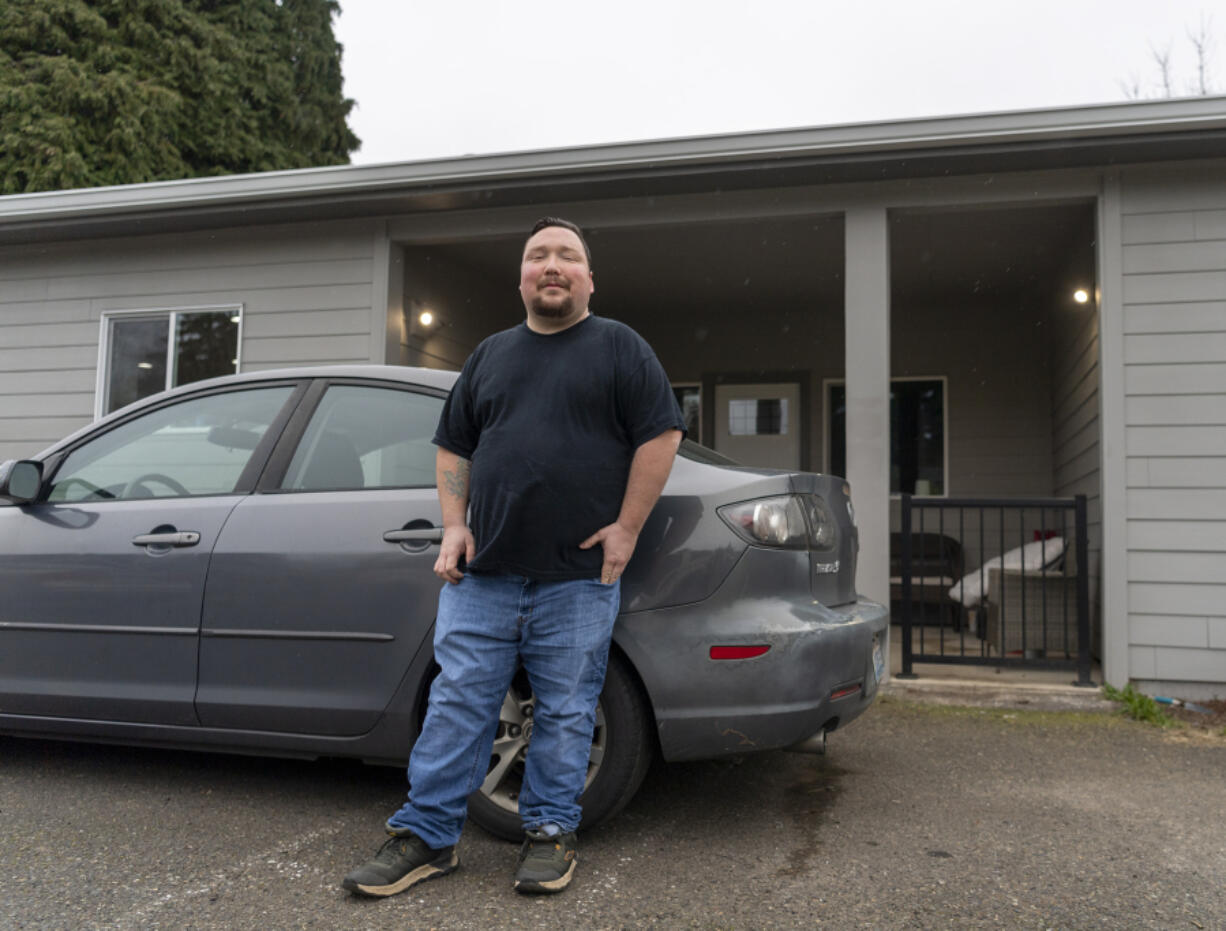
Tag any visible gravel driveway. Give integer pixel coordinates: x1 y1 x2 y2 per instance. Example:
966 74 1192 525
3 696 1223 929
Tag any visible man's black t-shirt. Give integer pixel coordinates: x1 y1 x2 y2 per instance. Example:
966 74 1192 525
433 315 685 580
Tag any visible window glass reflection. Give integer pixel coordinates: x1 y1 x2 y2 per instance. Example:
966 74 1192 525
51 387 292 501
175 312 239 389
106 317 168 413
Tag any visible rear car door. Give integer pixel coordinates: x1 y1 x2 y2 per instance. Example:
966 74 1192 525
0 383 300 725
194 379 448 735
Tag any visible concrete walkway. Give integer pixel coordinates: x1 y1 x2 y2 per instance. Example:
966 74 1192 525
884 623 1111 713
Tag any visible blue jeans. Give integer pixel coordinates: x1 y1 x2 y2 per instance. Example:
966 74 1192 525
386 573 621 849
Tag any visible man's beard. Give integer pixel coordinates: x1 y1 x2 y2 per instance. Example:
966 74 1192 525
530 291 574 317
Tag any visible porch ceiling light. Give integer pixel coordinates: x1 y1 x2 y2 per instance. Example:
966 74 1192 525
418 310 436 327
1073 289 1090 304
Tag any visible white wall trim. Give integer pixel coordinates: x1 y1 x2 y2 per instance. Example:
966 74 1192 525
1097 170 1129 686
370 222 393 364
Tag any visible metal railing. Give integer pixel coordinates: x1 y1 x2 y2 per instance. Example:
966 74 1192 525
896 494 1094 687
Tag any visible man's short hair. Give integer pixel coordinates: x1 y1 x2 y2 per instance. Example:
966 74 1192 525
527 217 592 268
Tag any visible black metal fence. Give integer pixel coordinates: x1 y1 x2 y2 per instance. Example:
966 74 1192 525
896 494 1094 686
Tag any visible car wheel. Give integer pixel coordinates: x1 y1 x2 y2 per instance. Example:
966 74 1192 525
466 651 654 841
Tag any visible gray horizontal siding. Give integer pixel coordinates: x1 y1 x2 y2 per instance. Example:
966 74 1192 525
1 258 373 305
1123 271 1226 305
1126 426 1226 456
1126 519 1226 551
1127 550 1226 582
1125 332 1226 363
1130 615 1212 648
1122 240 1226 274
0 369 97 395
1124 302 1226 334
243 333 372 365
1126 395 1226 425
1129 582 1223 615
1127 488 1226 520
1121 163 1226 686
1125 361 1226 394
1127 457 1226 486
0 220 377 460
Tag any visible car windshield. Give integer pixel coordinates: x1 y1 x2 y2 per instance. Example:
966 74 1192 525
677 438 738 466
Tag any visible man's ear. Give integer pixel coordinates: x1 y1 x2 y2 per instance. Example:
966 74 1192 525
589 270 595 294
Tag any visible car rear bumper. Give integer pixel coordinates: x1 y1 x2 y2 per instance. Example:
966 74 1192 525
615 580 890 763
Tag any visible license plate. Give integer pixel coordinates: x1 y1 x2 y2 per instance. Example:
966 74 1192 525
872 638 885 684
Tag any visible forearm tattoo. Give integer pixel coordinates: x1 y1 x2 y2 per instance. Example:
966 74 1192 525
442 458 471 501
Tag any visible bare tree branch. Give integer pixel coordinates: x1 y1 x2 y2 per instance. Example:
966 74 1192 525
1150 41 1174 97
1123 15 1219 100
1186 13 1215 95
1118 74 1143 100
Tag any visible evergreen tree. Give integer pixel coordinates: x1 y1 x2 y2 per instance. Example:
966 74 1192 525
0 0 359 193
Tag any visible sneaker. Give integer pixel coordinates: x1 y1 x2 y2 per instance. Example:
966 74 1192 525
341 832 458 897
513 829 578 894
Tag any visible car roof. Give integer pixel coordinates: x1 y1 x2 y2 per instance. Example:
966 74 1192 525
199 364 459 391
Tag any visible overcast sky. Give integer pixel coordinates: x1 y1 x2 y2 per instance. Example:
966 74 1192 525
333 1 1220 166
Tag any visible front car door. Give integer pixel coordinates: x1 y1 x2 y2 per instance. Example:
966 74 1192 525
0 383 300 725
195 379 448 736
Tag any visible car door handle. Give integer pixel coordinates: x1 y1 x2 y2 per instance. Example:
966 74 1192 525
383 528 444 544
132 531 201 547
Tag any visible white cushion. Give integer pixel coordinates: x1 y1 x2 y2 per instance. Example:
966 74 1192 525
947 537 1066 607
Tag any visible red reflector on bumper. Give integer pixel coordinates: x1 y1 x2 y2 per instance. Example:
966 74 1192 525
830 683 863 700
709 645 770 660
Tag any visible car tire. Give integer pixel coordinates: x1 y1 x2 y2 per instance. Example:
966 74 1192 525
466 651 654 841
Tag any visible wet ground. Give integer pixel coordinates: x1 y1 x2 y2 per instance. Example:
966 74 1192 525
2 696 1224 929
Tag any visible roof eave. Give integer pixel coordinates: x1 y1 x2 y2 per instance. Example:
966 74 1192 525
3 96 1225 228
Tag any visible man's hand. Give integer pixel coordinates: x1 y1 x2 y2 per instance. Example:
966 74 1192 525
435 525 476 584
579 521 638 584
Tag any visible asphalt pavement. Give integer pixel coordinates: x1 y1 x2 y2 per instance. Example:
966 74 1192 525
2 692 1224 930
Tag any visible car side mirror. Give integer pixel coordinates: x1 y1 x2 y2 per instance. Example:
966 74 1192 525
0 460 43 504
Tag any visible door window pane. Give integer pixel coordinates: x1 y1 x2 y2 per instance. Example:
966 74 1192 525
728 398 788 435
281 386 444 491
49 387 294 501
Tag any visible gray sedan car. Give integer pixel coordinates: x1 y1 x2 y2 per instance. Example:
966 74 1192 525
0 365 888 839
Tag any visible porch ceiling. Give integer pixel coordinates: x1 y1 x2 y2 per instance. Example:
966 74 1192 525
421 202 1094 317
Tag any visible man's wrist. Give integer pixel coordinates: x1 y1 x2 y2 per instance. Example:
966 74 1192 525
614 517 642 537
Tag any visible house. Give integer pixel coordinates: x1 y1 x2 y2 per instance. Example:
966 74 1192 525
2 96 1225 698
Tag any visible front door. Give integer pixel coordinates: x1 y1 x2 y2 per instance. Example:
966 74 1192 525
713 382 802 470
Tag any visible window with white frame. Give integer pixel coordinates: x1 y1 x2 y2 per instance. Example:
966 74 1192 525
100 307 242 416
827 377 947 495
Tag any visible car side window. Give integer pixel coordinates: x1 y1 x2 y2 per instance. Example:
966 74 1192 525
47 386 295 502
280 385 443 492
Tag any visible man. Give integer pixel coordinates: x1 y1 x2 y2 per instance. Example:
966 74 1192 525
343 217 685 897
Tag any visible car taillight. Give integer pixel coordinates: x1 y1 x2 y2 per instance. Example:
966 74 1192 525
717 494 839 551
800 494 837 552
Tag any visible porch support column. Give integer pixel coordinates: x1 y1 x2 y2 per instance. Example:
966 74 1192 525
1098 170 1128 687
370 223 405 364
844 207 891 610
